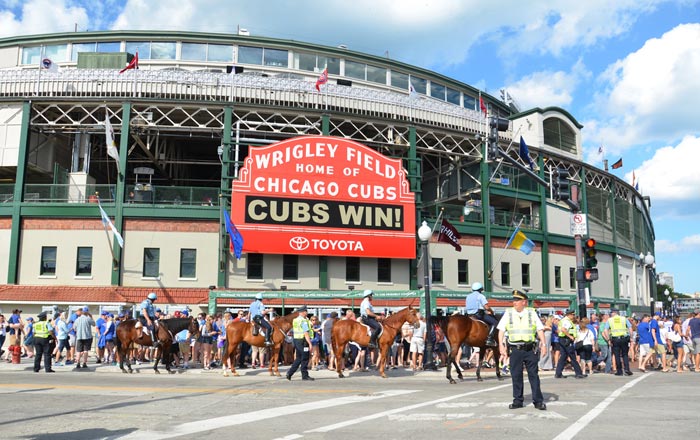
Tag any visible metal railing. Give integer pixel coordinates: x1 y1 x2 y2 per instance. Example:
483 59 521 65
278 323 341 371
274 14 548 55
23 184 116 203
0 183 13 203
125 185 219 206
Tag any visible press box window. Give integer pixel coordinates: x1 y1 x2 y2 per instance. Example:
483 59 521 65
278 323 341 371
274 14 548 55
76 247 93 276
458 259 469 285
377 258 391 283
179 249 197 279
346 257 360 282
40 246 57 276
143 248 160 278
283 254 298 281
247 254 263 280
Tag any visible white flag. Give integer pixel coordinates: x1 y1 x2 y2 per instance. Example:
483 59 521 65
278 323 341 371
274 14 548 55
41 58 59 72
408 81 418 100
105 115 121 173
98 203 124 248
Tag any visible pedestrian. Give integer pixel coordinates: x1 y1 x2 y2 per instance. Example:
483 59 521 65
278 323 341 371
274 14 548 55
650 313 669 371
410 313 426 371
686 310 700 372
669 316 685 373
538 316 553 371
575 318 595 375
0 314 7 359
286 305 314 381
497 289 547 410
32 311 55 373
321 312 337 371
596 313 612 373
73 306 95 369
53 312 70 366
609 309 633 376
554 309 586 379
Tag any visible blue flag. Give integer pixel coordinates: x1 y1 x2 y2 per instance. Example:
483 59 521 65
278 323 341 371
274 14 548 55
519 136 536 170
506 226 535 255
223 208 244 259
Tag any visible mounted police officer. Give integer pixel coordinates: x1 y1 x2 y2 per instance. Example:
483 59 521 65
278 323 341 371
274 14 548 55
554 309 586 379
286 305 314 381
33 311 55 373
360 290 382 349
139 292 160 347
249 293 273 346
609 309 633 376
465 282 498 347
497 290 546 410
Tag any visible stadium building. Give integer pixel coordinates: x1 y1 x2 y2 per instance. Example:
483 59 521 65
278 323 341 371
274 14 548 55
0 30 657 317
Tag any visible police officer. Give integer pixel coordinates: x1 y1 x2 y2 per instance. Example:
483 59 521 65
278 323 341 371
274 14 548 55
139 292 160 347
286 306 314 381
360 290 382 348
249 293 273 346
498 290 546 410
33 311 55 373
554 309 586 379
465 282 498 347
609 309 633 376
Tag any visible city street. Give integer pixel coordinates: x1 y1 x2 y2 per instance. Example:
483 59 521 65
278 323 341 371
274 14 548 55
1 362 699 439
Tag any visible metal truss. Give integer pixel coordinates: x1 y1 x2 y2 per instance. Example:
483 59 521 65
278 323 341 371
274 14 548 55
585 171 612 192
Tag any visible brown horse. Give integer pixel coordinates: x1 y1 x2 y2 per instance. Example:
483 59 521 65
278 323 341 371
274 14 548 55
222 311 299 377
432 314 503 384
115 317 199 374
332 306 419 379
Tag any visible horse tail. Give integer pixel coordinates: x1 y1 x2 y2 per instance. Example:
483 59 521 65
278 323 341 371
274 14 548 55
429 315 448 335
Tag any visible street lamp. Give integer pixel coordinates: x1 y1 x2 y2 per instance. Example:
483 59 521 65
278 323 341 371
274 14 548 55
417 221 436 370
642 252 655 314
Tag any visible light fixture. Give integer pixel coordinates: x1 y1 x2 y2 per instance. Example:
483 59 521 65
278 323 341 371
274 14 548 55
418 221 432 243
644 252 655 266
417 220 436 370
348 285 355 291
280 285 287 291
664 289 670 297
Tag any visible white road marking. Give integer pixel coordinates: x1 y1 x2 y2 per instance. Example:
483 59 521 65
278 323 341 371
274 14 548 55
545 401 588 406
388 413 475 421
436 402 482 408
119 389 418 440
487 411 567 420
271 435 303 440
552 373 652 440
304 383 511 434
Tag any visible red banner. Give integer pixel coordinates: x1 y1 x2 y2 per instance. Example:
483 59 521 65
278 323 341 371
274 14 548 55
231 136 416 258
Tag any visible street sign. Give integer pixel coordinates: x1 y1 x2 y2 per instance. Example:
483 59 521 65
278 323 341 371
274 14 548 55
570 213 587 235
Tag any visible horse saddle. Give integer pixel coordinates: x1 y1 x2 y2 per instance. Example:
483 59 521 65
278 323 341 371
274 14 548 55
360 322 383 339
252 323 266 337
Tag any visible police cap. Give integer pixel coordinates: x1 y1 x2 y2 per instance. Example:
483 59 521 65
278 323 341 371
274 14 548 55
512 289 528 300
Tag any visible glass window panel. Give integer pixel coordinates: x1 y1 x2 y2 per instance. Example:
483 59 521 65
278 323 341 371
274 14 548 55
238 45 263 65
464 95 476 110
322 56 340 75
430 83 446 100
431 258 443 284
569 267 576 289
378 258 391 283
391 71 409 90
447 87 460 105
247 254 263 280
207 44 232 62
71 43 95 61
40 246 57 276
76 247 92 276
125 41 150 59
97 42 121 52
263 48 288 67
554 266 562 288
366 64 386 84
150 42 176 60
501 262 510 286
522 263 530 287
143 248 160 278
44 44 68 62
283 255 298 280
22 46 42 65
410 76 427 94
297 52 316 71
179 249 197 278
346 257 360 282
458 259 469 285
345 60 365 80
181 43 207 61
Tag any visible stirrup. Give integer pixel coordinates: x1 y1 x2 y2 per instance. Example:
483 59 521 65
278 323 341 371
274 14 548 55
485 338 497 347
265 340 273 346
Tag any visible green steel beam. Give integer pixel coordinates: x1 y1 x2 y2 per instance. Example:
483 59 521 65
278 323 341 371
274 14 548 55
481 142 492 291
319 257 328 289
6 101 31 284
321 114 330 135
538 155 550 293
609 179 619 299
408 126 419 290
110 102 130 285
219 106 233 287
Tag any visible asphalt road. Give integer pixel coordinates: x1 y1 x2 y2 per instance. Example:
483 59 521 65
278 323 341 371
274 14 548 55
1 361 699 440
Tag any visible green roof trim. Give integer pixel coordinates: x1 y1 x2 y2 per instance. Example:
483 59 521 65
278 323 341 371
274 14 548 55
510 106 584 129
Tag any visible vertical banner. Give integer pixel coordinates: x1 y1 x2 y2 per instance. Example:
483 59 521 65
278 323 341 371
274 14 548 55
232 136 416 258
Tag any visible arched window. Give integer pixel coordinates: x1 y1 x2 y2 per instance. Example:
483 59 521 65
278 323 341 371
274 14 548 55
543 117 577 154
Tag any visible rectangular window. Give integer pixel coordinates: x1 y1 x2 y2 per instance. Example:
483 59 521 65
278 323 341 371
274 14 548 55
150 42 176 60
238 45 263 65
501 262 510 286
283 254 298 280
143 248 160 278
44 44 68 62
430 83 446 100
447 87 461 105
318 55 340 75
554 266 562 288
247 254 263 280
458 259 469 285
263 48 288 67
76 247 92 276
391 71 409 90
96 42 121 52
71 42 96 61
181 43 207 61
207 44 232 62
410 76 427 94
345 60 365 80
125 41 150 59
179 249 197 279
40 246 57 276
377 258 391 283
569 267 576 289
297 52 317 71
366 64 386 84
431 258 443 284
522 263 530 287
464 95 476 110
22 46 42 65
346 257 360 282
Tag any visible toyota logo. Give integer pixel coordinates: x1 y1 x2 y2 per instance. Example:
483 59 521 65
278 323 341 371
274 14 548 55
289 236 310 251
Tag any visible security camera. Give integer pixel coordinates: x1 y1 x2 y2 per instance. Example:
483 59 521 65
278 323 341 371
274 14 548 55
617 255 622 260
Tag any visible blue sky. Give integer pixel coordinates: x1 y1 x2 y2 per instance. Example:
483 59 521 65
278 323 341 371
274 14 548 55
2 0 700 293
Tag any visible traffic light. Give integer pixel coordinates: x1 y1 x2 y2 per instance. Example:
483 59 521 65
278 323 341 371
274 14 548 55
583 238 599 281
487 117 510 161
552 167 570 202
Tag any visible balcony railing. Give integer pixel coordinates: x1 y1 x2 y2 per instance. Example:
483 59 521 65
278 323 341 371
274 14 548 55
125 185 219 206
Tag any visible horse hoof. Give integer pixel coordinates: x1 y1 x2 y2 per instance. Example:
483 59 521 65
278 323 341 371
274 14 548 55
449 379 457 384
223 371 229 377
233 372 240 377
276 372 281 377
154 370 160 375
381 373 387 378
477 377 483 382
121 369 128 374
498 377 504 381
457 375 464 380
338 373 344 378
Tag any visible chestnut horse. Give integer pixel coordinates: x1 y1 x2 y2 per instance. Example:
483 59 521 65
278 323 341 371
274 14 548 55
115 317 199 374
332 306 419 378
432 315 503 384
223 311 299 377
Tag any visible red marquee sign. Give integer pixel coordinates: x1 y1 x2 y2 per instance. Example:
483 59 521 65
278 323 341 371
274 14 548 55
231 136 416 258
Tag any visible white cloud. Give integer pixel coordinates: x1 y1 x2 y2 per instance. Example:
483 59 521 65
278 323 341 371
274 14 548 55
585 23 700 151
656 235 700 254
504 59 589 109
0 0 88 38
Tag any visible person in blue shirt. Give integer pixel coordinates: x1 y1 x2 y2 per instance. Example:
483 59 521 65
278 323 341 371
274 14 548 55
637 314 655 372
139 292 160 347
360 290 382 348
465 282 498 347
248 293 273 346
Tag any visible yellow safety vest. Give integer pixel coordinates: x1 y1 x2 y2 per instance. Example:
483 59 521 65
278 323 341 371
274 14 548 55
558 317 578 338
34 320 50 338
292 316 312 339
505 308 537 342
609 316 629 337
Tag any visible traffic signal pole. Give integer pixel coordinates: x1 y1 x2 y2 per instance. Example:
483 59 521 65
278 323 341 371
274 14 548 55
571 186 587 318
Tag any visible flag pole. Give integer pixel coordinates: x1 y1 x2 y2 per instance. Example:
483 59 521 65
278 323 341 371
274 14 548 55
96 195 118 266
35 58 42 96
490 218 525 278
417 209 444 269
